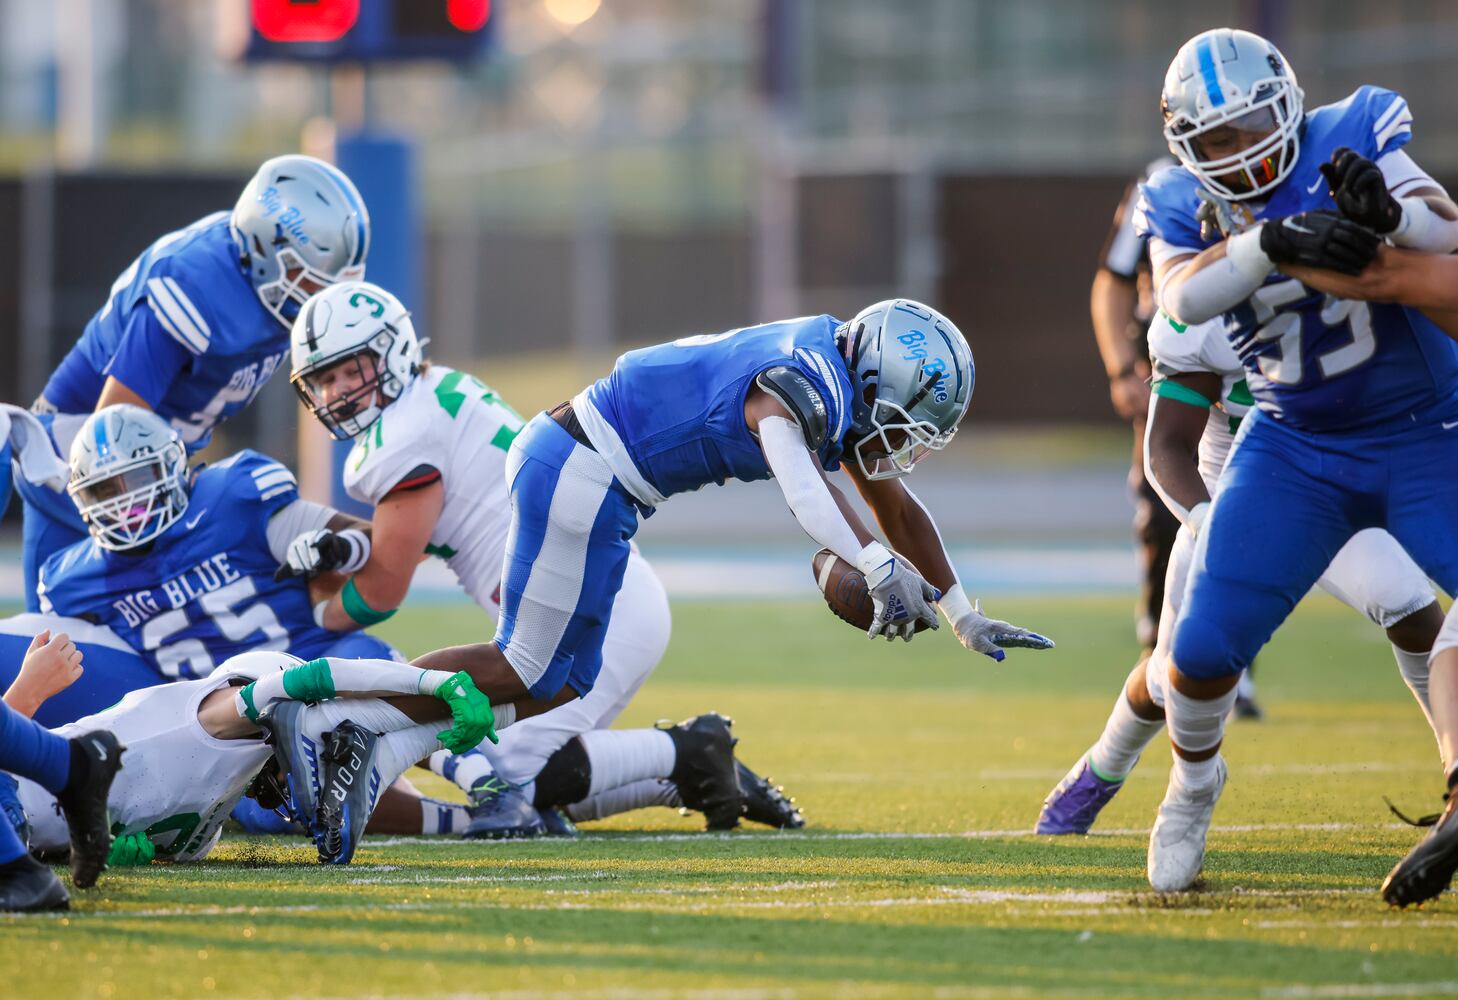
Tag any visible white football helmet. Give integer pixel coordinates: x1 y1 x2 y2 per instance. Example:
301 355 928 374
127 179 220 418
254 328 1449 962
232 155 371 327
1161 28 1304 201
290 280 423 440
67 405 190 551
840 299 974 480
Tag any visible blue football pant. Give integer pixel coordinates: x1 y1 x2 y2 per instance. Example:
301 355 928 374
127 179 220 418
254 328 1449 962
494 414 641 701
1173 407 1458 680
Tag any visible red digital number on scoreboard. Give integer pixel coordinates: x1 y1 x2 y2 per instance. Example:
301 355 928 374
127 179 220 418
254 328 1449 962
252 0 361 43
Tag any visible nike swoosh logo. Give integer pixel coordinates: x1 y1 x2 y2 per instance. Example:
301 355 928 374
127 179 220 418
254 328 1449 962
1307 177 1325 194
184 509 208 530
1443 420 1458 430
1283 220 1316 235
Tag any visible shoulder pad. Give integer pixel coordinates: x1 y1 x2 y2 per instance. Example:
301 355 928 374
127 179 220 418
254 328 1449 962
1133 168 1206 250
756 365 829 450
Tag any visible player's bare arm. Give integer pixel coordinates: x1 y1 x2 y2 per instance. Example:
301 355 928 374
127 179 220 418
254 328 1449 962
843 464 956 594
1091 268 1150 421
1283 246 1458 338
94 376 152 413
1144 370 1222 531
314 481 443 633
2 631 83 718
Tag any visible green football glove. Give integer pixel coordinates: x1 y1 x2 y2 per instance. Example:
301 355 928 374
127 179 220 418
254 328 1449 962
435 671 498 752
106 831 156 867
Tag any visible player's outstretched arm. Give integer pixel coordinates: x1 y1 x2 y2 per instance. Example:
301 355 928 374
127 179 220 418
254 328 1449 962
747 387 939 640
846 467 1053 662
2 630 83 718
1143 370 1221 532
1283 246 1458 338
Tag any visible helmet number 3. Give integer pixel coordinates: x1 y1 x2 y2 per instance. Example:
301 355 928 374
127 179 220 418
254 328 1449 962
349 291 386 318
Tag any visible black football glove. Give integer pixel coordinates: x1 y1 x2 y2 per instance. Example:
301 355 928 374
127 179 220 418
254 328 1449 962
1319 146 1402 234
273 528 357 581
1258 211 1381 275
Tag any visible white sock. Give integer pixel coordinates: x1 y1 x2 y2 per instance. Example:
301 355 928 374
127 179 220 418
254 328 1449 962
565 778 682 822
376 724 444 787
1236 670 1256 701
1393 645 1441 756
419 797 470 835
1165 679 1236 791
429 748 497 792
577 729 676 797
1088 693 1164 781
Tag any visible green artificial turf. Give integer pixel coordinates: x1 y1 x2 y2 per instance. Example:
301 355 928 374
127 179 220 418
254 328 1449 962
4 595 1455 999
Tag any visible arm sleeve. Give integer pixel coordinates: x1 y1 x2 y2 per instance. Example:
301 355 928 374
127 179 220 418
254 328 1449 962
759 416 864 564
100 305 194 409
1376 149 1458 253
265 499 339 563
234 656 458 724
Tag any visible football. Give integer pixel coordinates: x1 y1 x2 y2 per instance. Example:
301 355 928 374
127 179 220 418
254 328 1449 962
811 547 932 633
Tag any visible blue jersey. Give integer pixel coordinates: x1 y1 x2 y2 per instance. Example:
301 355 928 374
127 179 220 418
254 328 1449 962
36 451 343 679
583 315 855 499
1136 86 1458 432
41 213 285 452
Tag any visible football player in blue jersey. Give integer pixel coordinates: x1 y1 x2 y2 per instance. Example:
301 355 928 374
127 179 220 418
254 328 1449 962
405 299 1054 718
15 155 370 610
1133 28 1458 897
36 405 398 687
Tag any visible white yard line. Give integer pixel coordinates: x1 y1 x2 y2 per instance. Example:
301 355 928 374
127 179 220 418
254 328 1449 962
1264 984 1458 998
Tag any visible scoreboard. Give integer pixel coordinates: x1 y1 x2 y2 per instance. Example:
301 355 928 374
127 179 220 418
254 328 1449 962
244 0 493 63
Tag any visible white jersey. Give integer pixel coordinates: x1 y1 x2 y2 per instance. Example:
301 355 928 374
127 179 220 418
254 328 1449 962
344 365 525 614
18 669 274 861
1147 311 1251 491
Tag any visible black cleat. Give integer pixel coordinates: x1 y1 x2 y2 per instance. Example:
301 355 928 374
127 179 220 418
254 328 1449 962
735 759 805 829
1383 793 1458 907
662 713 744 831
1232 693 1264 721
0 855 69 912
57 730 123 889
315 722 382 865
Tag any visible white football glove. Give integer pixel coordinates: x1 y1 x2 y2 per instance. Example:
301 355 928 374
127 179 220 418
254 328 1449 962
275 528 370 581
855 542 940 642
938 585 1055 662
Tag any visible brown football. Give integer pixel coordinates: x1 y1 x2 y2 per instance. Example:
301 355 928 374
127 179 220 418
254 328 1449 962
811 547 932 633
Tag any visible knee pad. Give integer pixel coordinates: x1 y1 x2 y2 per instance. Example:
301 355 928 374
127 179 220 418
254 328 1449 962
533 737 591 808
1170 615 1242 681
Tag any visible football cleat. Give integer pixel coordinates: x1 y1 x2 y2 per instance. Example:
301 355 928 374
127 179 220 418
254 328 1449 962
1382 792 1458 907
735 760 804 829
539 806 580 838
316 722 382 865
462 776 546 841
0 855 69 912
1147 756 1227 892
265 701 325 837
57 730 124 889
1036 753 1125 836
1232 693 1265 721
662 713 744 831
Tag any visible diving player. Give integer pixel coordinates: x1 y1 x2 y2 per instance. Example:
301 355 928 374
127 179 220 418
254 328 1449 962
1036 310 1443 835
3 645 496 877
281 281 788 834
1134 27 1458 895
16 155 370 609
37 405 399 688
368 298 1052 727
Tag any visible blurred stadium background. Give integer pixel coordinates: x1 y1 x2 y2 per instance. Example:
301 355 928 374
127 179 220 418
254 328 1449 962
2 0 1457 604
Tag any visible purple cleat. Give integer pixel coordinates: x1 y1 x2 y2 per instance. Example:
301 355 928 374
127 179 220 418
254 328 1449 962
1035 754 1125 835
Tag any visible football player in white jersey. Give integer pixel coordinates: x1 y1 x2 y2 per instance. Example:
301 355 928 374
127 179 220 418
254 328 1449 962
4 639 497 870
1035 309 1443 837
281 281 799 836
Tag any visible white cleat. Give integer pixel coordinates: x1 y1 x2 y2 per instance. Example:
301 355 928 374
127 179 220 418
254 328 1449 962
1147 756 1228 892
